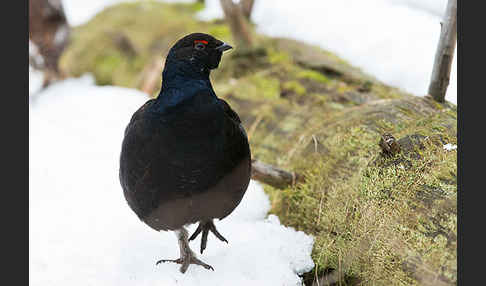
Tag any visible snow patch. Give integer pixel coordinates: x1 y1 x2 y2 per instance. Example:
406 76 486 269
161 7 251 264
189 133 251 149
443 143 457 151
29 66 44 97
29 41 45 96
29 75 315 286
386 0 447 17
62 0 193 26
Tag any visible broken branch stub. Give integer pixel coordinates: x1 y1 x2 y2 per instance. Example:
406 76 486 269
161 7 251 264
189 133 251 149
251 159 304 189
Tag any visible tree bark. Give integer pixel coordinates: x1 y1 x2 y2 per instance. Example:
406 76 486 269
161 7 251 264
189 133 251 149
29 0 70 87
427 0 457 103
240 0 255 20
219 0 254 49
251 159 303 189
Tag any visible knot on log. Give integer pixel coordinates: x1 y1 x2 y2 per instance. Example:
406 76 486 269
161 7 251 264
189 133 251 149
379 133 401 156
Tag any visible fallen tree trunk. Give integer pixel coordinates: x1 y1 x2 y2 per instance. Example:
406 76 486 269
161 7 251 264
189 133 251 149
251 159 303 189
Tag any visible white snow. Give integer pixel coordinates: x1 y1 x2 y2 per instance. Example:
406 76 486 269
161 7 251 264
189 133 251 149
197 0 457 104
387 0 447 17
29 74 315 286
443 143 457 151
29 41 44 96
29 66 44 97
62 0 194 27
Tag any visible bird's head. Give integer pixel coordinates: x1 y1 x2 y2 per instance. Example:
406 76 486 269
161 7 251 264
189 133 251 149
166 33 232 72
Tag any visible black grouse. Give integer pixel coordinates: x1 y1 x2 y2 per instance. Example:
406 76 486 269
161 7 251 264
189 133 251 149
119 33 251 273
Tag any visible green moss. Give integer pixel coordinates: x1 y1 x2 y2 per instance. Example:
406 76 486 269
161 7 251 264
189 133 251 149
371 83 406 100
94 53 123 85
208 25 231 40
307 93 329 106
263 107 457 285
251 76 281 100
267 48 292 65
282 80 306 96
297 70 330 84
185 1 205 12
336 83 354 94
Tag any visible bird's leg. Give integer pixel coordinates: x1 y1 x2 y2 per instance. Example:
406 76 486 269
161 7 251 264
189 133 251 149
156 227 214 273
188 220 228 254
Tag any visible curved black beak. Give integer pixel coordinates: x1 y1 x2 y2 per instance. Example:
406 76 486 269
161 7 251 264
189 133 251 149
215 42 233 52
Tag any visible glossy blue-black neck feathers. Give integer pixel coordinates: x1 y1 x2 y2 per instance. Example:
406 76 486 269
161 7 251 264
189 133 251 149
156 55 215 113
161 54 210 90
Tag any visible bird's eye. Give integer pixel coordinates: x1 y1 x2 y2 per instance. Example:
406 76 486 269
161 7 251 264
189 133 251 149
194 40 208 51
194 42 206 50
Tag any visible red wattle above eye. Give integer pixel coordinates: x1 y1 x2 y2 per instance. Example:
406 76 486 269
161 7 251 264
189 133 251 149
194 40 208 45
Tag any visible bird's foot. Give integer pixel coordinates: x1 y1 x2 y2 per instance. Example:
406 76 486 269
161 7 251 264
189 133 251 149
156 254 214 273
188 220 228 254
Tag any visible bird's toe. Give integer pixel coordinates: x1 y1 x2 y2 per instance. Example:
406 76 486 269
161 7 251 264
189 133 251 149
190 220 229 254
156 257 182 265
208 222 228 243
156 253 214 273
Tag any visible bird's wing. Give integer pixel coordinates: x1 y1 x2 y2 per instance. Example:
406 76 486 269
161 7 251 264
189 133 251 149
124 99 156 136
120 99 167 217
218 98 241 124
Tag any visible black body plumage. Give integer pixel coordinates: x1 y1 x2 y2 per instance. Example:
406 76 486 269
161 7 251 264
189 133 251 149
119 33 251 235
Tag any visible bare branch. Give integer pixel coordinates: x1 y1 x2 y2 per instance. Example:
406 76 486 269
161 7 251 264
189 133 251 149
427 0 457 103
240 0 255 20
219 0 254 49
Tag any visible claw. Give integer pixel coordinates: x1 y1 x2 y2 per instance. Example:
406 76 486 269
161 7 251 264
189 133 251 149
188 224 203 241
208 223 228 243
201 228 209 254
189 220 229 254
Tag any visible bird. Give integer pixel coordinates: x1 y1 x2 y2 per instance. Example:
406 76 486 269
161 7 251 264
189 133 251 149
119 33 251 274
